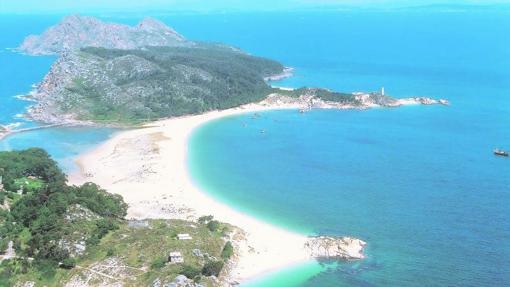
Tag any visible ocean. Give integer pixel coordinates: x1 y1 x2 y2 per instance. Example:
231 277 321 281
0 15 117 171
185 11 510 287
1 10 509 286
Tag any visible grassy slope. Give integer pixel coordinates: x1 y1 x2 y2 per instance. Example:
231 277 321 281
5 219 233 287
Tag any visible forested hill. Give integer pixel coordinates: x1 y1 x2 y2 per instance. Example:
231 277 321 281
0 149 236 286
31 45 285 124
0 148 127 284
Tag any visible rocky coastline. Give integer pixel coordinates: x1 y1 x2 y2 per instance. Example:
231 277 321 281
260 91 449 111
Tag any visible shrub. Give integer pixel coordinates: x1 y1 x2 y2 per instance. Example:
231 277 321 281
198 215 213 224
86 235 100 246
59 258 76 269
206 220 221 232
193 275 202 283
72 183 128 218
221 241 234 260
181 264 201 279
0 239 8 255
35 259 58 280
95 218 119 239
150 257 166 270
201 260 224 277
106 248 115 257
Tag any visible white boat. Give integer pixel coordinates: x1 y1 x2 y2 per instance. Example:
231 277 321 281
494 149 509 157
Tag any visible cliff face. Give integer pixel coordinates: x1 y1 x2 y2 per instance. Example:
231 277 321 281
18 15 191 55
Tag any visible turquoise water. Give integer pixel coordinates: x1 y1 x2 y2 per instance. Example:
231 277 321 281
186 11 510 286
1 11 509 286
0 15 117 171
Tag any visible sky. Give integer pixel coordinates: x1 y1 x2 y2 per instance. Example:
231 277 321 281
0 0 508 14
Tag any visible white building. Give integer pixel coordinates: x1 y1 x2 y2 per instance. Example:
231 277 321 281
177 233 192 240
169 251 184 263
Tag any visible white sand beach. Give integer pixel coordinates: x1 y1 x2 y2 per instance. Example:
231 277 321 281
69 102 312 283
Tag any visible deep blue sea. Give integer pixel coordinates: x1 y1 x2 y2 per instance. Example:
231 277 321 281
1 11 509 286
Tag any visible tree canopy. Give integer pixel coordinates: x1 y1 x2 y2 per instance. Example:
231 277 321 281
0 149 127 270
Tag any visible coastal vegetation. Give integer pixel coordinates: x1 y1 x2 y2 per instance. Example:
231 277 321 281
275 87 359 103
33 45 284 124
0 149 235 286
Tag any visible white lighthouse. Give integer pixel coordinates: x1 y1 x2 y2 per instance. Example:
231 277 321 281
381 87 385 96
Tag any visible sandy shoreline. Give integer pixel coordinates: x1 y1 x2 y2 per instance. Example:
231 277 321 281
69 102 312 283
64 91 443 283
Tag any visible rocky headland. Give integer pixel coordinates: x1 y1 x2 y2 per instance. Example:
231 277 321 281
260 88 449 111
20 15 447 126
18 15 191 56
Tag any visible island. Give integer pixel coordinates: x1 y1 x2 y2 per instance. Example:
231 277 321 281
19 15 447 126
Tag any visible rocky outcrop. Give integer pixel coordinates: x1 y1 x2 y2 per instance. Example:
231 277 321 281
18 15 191 55
152 275 205 287
305 236 366 259
395 97 450 106
0 241 16 262
14 282 35 287
353 92 399 106
264 67 294 81
64 204 100 222
64 257 136 287
262 90 448 111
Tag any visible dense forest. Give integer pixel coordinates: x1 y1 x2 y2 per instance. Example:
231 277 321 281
0 149 127 285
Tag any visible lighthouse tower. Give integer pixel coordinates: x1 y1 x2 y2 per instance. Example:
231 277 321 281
381 87 385 96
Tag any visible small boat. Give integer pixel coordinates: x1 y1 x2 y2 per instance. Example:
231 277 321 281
494 149 509 157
